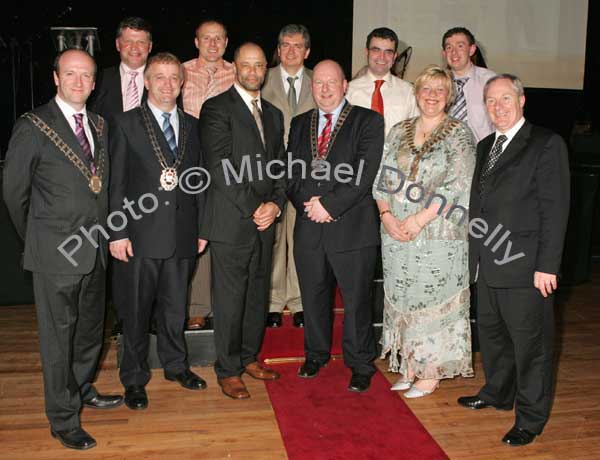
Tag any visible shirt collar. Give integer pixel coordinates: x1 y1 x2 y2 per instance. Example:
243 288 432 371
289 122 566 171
366 70 392 83
147 99 178 121
496 117 526 144
234 83 261 110
120 62 146 75
452 64 474 81
318 98 346 119
281 66 304 80
55 95 87 120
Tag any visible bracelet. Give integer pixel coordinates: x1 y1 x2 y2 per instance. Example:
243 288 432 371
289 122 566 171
379 209 392 218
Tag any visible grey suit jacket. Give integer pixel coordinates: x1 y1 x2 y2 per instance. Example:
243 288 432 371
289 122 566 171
3 99 110 274
262 65 315 145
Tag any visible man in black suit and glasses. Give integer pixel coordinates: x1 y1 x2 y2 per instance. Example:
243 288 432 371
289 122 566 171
3 49 122 450
199 42 287 399
458 74 570 447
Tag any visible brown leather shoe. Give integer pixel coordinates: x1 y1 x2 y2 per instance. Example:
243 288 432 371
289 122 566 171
218 377 250 399
245 362 280 380
187 316 206 330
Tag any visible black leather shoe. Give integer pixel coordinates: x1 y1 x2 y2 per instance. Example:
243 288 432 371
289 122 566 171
298 359 324 378
266 312 283 328
502 426 536 446
83 394 124 409
348 373 372 392
457 395 512 410
51 427 96 450
165 369 207 390
292 311 304 328
124 385 148 410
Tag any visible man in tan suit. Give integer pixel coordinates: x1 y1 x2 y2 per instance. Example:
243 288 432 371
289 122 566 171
262 24 315 328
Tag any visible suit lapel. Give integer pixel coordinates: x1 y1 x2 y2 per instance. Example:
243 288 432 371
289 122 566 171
489 122 531 178
47 99 90 166
141 103 175 163
298 68 312 109
228 87 265 150
108 67 124 112
273 66 289 111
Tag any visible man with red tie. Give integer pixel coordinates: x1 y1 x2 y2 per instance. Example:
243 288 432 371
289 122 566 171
288 60 385 392
347 27 418 135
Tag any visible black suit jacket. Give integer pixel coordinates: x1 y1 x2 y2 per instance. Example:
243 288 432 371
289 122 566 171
198 86 287 245
109 103 204 259
469 120 570 287
287 103 385 253
3 99 110 274
89 66 148 121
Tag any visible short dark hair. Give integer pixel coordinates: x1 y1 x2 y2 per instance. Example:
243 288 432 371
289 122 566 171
53 48 97 78
366 27 399 52
442 27 475 48
195 19 228 38
116 17 152 41
278 24 311 49
233 42 265 61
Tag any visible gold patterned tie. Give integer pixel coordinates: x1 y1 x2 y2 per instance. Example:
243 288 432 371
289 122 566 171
251 99 266 147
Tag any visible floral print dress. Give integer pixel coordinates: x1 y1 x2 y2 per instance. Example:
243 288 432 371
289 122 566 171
372 116 476 379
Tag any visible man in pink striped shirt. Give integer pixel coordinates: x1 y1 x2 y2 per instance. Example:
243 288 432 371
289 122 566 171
182 20 236 118
183 19 236 330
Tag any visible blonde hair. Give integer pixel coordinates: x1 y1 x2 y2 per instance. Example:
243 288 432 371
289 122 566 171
414 64 455 112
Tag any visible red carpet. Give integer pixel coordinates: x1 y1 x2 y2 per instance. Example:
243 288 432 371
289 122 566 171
259 310 344 362
265 361 449 460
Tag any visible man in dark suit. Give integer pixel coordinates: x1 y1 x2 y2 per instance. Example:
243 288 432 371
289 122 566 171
458 74 570 446
109 52 207 410
3 49 122 450
287 59 385 392
89 17 152 120
199 42 286 399
262 24 316 329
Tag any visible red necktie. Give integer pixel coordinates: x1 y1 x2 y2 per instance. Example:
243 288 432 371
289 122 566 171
317 113 333 157
371 79 385 116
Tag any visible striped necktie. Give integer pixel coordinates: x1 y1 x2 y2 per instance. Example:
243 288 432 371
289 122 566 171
449 77 469 121
317 113 333 157
161 112 178 161
73 113 96 174
124 71 140 112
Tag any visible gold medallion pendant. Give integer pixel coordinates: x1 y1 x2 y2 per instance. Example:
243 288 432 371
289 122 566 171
89 175 102 194
160 167 179 191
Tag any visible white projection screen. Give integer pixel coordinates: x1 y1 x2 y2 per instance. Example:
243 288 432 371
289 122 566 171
352 0 588 89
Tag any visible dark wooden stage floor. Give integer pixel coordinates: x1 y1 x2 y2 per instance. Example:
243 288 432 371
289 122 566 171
1 268 599 460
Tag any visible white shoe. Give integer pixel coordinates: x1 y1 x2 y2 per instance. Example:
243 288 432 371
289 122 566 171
404 382 439 399
390 377 414 391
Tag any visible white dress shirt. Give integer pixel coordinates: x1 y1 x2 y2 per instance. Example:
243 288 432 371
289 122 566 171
234 83 263 113
280 66 304 103
147 100 179 144
346 70 419 136
55 95 95 155
119 62 146 109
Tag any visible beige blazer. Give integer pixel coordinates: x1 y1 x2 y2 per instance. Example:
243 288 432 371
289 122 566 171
262 65 315 145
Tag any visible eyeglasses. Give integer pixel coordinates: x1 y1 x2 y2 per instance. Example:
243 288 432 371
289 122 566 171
368 47 396 56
